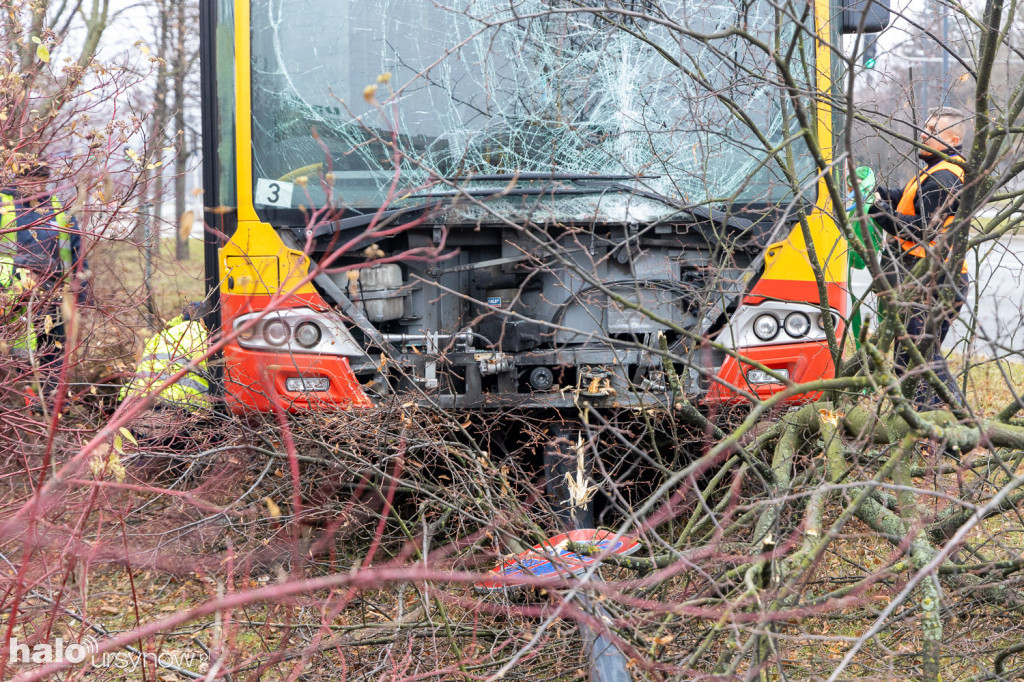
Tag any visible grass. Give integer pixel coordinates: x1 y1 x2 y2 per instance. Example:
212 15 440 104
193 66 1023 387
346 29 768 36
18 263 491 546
953 355 1024 417
65 236 206 383
90 236 206 326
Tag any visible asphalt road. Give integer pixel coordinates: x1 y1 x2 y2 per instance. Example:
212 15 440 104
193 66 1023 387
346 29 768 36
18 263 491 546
953 235 1024 359
847 235 1024 359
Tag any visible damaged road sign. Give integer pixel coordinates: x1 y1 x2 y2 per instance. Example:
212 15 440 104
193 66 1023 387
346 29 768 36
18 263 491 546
475 528 640 593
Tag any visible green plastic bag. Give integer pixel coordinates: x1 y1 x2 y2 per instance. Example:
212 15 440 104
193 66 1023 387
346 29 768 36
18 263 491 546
846 166 883 270
845 166 886 349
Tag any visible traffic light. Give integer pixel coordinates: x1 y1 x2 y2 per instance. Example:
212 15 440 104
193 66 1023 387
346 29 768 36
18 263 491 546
841 0 891 33
863 35 878 69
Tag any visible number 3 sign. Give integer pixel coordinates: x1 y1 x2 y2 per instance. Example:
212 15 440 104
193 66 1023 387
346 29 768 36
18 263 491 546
255 178 294 208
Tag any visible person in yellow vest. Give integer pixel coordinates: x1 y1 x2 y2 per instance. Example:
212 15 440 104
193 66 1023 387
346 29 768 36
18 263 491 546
870 107 970 408
0 267 40 360
0 162 88 398
119 301 213 451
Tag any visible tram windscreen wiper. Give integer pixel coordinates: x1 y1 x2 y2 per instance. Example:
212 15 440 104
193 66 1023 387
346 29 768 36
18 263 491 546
441 173 661 182
408 186 632 198
295 201 437 241
399 175 756 241
408 173 665 199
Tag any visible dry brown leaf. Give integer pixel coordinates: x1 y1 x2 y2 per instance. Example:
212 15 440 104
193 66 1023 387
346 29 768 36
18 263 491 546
265 497 282 518
178 210 194 242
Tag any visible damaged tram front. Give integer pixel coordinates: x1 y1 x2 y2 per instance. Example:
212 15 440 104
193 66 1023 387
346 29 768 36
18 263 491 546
200 0 851 414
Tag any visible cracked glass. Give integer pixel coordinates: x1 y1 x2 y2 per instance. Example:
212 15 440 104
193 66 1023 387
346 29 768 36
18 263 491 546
249 0 815 219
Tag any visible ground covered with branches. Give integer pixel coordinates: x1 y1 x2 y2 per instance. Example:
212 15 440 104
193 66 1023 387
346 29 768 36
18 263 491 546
4 364 1024 680
5 0 1024 677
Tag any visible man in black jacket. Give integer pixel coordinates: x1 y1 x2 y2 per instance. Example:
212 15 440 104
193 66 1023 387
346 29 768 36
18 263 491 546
871 107 970 408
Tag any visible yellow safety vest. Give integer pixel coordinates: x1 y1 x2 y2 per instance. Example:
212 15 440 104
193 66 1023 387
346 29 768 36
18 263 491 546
0 193 72 288
120 316 211 410
0 192 16 289
0 193 72 352
0 269 38 353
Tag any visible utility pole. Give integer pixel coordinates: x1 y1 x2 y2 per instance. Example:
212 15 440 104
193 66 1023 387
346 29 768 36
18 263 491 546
941 0 950 103
942 6 949 84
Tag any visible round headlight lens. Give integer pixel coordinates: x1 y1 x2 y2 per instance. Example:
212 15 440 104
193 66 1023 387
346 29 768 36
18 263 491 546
263 319 290 346
816 313 836 330
752 314 780 341
294 321 322 348
236 323 256 342
784 312 811 338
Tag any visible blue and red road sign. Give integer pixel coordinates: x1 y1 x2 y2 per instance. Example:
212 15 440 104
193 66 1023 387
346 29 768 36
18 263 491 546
475 529 641 592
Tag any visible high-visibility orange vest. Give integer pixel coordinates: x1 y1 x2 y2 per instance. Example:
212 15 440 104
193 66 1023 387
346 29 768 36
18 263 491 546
894 157 968 273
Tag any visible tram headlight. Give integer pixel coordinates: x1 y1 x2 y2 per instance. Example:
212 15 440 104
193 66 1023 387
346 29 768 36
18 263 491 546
716 303 840 349
784 312 811 338
294 321 322 348
752 314 780 341
231 309 366 357
263 319 290 346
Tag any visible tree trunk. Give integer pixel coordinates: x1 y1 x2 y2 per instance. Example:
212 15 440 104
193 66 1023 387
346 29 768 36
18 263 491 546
136 0 171 326
173 0 189 261
139 0 170 244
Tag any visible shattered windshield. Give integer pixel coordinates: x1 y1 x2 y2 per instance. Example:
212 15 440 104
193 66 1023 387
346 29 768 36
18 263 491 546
249 0 814 219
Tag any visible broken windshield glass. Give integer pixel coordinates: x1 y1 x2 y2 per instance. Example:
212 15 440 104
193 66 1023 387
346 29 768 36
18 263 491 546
249 0 815 220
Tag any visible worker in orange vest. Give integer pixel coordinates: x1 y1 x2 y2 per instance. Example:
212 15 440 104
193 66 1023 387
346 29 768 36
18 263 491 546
871 107 970 408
